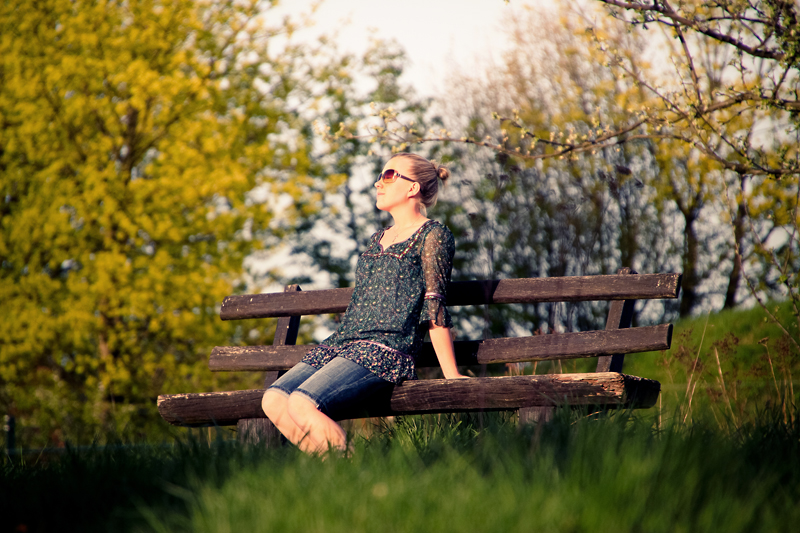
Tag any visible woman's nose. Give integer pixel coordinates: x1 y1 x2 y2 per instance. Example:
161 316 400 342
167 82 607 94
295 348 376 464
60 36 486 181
374 179 382 189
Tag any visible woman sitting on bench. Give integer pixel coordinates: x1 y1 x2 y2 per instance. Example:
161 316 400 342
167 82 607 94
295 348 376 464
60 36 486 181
261 153 467 454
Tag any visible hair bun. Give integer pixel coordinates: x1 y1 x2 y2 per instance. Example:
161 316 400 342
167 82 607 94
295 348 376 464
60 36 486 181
431 160 450 184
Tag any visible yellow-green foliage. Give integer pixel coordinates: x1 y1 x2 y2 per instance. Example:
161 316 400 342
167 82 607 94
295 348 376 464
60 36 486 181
0 0 320 446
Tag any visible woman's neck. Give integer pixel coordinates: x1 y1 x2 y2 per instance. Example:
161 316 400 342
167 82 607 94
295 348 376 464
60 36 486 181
389 204 427 229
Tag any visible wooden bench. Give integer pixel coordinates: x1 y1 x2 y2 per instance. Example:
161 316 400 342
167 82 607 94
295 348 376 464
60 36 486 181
158 268 681 443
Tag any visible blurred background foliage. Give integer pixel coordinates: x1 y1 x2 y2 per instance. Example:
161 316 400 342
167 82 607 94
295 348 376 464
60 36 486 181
0 0 341 446
1 0 798 448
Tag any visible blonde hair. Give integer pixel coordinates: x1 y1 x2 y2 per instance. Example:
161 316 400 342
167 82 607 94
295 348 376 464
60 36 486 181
389 153 450 215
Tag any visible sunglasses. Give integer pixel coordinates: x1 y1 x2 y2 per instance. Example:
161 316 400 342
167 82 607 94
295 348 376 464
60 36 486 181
378 169 416 184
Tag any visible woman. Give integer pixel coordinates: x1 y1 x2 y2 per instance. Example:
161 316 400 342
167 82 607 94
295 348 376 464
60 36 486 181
261 153 466 454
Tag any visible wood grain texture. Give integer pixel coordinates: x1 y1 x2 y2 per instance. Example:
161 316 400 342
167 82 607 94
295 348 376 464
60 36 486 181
157 373 661 426
220 273 682 320
209 324 672 371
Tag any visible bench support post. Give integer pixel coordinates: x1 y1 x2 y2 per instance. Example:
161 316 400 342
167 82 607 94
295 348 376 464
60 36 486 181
237 284 301 446
518 406 554 425
595 268 636 373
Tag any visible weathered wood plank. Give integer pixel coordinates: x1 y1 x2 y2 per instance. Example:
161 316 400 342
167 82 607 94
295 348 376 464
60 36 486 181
160 390 267 426
157 373 661 427
209 324 672 371
220 273 682 320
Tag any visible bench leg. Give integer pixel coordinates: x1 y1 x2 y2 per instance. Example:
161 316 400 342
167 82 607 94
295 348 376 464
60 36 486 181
237 285 302 448
518 406 554 425
237 418 283 447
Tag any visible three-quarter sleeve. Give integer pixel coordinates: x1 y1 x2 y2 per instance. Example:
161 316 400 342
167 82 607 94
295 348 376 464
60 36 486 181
419 224 455 327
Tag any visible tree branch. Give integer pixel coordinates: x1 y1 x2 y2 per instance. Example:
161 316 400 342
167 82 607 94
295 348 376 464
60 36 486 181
595 0 787 60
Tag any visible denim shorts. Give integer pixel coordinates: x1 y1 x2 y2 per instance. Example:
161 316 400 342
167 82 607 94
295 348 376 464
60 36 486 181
268 357 393 419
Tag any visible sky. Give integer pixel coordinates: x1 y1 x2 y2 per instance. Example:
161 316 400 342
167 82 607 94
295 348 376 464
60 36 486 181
250 1 562 295
252 0 572 298
270 0 556 97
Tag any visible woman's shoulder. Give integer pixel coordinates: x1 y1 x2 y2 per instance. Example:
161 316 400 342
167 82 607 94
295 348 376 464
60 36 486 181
420 219 455 249
424 219 453 237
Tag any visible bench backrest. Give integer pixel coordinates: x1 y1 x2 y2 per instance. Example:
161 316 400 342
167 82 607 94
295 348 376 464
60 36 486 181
220 273 681 319
210 270 681 375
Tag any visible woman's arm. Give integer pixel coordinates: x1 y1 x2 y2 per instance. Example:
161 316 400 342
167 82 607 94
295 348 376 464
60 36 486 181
429 322 468 379
419 225 466 379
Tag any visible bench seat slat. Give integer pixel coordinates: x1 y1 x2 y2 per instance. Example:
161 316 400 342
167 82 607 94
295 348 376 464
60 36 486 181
157 372 661 427
209 324 672 371
220 274 682 320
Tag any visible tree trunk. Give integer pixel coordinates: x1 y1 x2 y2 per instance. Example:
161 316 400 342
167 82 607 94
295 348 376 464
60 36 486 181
724 177 746 309
679 212 700 317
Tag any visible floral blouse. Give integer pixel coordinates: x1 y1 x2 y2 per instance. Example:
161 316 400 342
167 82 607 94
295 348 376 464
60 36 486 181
301 219 455 383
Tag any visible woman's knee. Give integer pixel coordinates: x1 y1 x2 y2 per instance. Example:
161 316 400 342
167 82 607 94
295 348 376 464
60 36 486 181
261 389 288 420
286 392 319 425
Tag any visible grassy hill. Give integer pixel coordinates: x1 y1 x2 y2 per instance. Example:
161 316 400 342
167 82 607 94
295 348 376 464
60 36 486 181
623 299 798 428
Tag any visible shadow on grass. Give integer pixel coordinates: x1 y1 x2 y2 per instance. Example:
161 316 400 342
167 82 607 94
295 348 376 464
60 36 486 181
3 408 799 532
0 427 300 533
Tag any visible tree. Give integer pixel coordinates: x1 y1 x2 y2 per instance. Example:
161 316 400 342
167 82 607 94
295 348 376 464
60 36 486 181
592 0 799 177
589 0 800 345
0 0 336 446
463 9 680 330
381 1 798 179
285 37 432 293
587 0 800 309
364 5 724 319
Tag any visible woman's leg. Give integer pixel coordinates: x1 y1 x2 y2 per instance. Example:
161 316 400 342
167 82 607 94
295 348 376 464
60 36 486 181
285 356 392 455
261 363 319 448
286 392 348 453
261 359 362 453
261 389 311 447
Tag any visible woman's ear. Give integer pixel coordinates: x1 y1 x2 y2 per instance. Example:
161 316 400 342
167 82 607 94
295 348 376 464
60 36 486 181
407 181 421 198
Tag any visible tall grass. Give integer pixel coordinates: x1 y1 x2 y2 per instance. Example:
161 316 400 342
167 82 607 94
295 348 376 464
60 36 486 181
145 411 799 533
5 409 797 533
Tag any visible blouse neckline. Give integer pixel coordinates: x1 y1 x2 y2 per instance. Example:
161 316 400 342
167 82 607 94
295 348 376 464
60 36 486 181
377 219 435 252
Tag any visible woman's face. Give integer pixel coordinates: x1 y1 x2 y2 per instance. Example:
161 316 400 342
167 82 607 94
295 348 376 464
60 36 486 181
374 157 419 212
